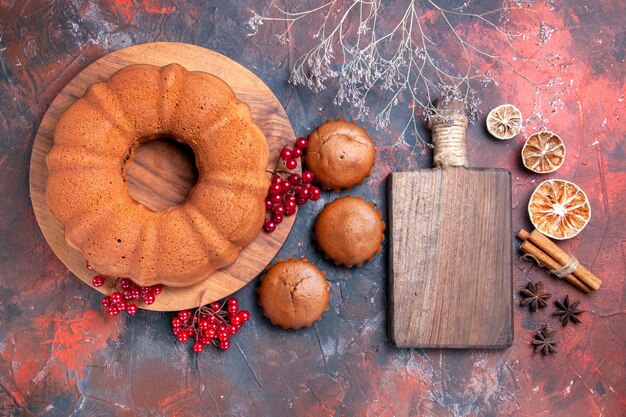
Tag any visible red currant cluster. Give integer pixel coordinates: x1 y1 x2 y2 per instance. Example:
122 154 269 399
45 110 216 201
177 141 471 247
171 298 250 352
264 137 321 233
93 275 162 316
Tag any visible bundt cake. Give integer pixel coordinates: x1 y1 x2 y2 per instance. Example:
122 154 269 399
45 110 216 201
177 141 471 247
46 63 270 287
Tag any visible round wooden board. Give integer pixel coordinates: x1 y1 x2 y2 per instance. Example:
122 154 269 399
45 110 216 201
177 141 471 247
29 42 297 311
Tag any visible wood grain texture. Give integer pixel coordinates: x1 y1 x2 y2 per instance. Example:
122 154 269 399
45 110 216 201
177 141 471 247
389 168 513 348
125 137 199 212
29 42 297 311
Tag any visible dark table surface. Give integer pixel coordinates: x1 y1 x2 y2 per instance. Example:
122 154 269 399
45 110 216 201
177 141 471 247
1 1 624 416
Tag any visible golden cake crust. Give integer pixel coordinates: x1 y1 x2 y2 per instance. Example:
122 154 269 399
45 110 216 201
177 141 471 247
257 258 330 330
304 119 375 191
46 63 270 287
314 196 385 267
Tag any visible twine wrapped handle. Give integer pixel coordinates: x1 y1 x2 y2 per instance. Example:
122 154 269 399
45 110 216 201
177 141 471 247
427 98 469 168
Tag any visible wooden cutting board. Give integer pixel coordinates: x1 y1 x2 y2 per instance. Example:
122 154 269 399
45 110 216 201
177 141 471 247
29 42 297 311
388 100 513 348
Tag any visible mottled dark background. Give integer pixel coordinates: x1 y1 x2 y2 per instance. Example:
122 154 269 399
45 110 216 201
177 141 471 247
0 1 624 416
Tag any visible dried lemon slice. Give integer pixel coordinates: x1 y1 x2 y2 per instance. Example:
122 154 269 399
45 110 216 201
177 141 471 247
522 131 566 173
528 179 591 240
486 104 522 140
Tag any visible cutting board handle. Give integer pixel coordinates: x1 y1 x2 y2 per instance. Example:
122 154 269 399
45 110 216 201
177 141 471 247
427 97 468 168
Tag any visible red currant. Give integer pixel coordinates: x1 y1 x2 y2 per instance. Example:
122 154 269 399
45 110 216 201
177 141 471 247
299 187 311 199
269 182 282 195
289 174 301 185
285 159 298 170
102 296 112 307
301 170 314 183
239 310 251 322
270 194 283 204
280 147 293 160
152 284 163 295
178 310 192 321
171 298 249 352
274 205 285 216
108 305 119 316
310 187 321 201
296 197 308 206
271 175 282 184
263 220 276 233
272 213 283 224
292 147 303 158
296 137 308 148
284 205 296 216
92 275 105 287
120 278 132 289
230 315 242 326
227 298 238 313
143 293 156 305
280 181 292 193
111 292 122 304
265 198 273 210
131 288 140 299
126 303 138 315
123 289 134 300
284 199 296 210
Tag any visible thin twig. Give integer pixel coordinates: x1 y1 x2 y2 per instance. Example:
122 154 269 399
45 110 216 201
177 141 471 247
248 0 560 144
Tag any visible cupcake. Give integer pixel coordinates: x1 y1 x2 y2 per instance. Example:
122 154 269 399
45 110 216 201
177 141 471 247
304 119 375 191
257 258 330 329
314 196 385 267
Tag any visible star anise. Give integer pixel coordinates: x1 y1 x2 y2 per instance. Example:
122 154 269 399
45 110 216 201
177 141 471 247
533 325 557 355
553 295 584 327
520 281 552 312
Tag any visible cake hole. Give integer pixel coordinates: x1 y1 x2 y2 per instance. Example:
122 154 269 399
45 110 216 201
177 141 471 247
125 136 199 211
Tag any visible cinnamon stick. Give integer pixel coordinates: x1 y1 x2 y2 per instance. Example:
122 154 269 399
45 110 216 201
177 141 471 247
528 229 601 291
518 229 602 291
519 239 592 293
